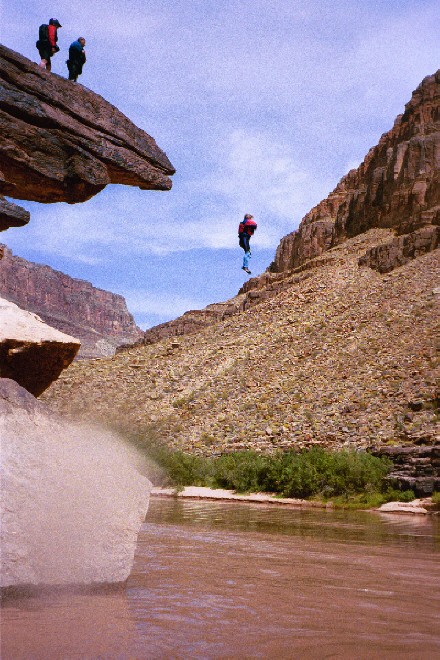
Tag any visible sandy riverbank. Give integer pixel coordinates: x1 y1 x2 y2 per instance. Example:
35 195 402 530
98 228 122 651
150 486 437 514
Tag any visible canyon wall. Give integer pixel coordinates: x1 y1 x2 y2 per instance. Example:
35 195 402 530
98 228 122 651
0 244 143 359
136 70 439 347
270 70 439 273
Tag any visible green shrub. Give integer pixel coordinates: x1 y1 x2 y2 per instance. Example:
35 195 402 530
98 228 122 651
393 489 416 502
256 448 391 499
148 446 212 487
211 451 271 493
135 440 393 501
432 492 440 505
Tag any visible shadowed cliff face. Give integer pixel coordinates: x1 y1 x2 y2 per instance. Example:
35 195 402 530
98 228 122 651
0 44 175 230
270 70 440 273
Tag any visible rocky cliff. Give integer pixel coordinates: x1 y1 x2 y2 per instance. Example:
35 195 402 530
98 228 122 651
0 244 144 359
0 297 80 396
0 44 175 231
270 70 439 273
43 230 439 484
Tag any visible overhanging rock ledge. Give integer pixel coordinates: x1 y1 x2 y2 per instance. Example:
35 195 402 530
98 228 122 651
0 44 175 229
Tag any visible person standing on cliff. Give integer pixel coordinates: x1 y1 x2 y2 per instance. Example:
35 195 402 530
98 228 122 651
36 18 62 71
66 37 86 82
238 213 257 274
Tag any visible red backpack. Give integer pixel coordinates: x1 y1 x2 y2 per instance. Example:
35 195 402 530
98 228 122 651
238 219 257 235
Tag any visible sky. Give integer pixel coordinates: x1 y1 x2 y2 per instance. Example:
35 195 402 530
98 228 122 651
1 0 439 329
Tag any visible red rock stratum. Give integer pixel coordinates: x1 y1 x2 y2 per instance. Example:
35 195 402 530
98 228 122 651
0 244 144 359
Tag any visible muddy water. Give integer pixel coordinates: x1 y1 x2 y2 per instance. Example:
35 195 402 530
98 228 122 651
2 498 440 659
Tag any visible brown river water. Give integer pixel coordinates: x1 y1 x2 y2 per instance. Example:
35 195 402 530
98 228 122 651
2 497 440 659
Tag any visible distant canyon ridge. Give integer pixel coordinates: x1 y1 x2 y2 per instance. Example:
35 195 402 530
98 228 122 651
0 244 143 358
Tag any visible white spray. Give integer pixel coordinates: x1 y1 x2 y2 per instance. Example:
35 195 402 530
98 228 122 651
0 381 152 588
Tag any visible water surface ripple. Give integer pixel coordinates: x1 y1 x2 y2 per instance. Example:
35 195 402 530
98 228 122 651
2 498 440 659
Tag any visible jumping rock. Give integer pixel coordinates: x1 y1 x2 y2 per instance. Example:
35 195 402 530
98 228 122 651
0 44 175 229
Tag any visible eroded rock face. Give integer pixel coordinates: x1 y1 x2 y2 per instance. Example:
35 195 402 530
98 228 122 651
0 244 144 358
270 70 440 273
0 44 175 229
0 378 151 588
0 296 80 395
358 224 440 273
372 444 440 496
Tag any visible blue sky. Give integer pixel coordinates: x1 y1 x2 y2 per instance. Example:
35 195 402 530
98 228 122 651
1 0 439 328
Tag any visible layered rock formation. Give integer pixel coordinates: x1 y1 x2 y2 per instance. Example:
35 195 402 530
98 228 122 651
270 70 439 273
0 44 175 230
0 378 151 588
373 443 440 496
0 244 143 358
0 297 80 396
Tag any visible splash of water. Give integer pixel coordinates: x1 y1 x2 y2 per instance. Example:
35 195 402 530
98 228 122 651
1 387 151 588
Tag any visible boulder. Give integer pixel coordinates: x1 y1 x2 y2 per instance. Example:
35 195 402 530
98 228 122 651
0 378 151 587
0 195 30 231
0 296 80 395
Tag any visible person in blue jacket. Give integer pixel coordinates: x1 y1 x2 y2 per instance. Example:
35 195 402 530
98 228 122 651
238 213 257 274
66 37 86 81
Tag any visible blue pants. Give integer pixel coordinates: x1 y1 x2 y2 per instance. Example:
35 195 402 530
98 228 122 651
239 233 251 268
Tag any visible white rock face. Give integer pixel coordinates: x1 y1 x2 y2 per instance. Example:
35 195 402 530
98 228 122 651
0 379 151 587
0 297 80 396
378 501 428 515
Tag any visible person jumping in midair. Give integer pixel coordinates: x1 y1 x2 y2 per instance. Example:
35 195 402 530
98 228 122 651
238 213 257 274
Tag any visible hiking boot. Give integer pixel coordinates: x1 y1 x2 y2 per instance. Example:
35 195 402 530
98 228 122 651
242 267 251 274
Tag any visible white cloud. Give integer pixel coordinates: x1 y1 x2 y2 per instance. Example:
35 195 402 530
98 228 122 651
186 128 332 249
